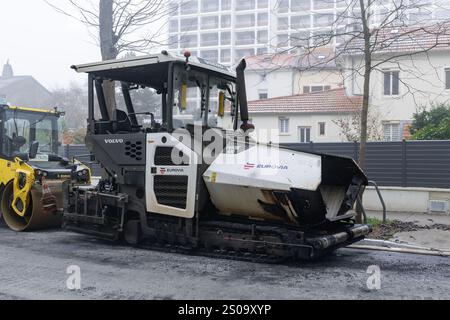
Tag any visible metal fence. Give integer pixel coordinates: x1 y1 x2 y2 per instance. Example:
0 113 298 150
64 140 450 189
284 140 450 189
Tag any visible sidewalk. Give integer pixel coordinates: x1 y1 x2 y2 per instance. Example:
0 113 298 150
365 210 450 252
366 210 450 227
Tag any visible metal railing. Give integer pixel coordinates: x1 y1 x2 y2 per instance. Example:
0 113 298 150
357 180 387 223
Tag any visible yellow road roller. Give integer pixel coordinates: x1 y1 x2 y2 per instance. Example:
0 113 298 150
0 104 91 231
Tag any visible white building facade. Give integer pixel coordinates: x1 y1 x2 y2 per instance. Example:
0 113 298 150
167 0 450 65
343 35 450 141
168 0 272 66
220 88 362 143
244 52 344 101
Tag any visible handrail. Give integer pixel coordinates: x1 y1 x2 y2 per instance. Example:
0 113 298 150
368 181 387 223
356 181 387 224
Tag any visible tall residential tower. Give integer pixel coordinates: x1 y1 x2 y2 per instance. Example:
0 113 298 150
167 0 450 65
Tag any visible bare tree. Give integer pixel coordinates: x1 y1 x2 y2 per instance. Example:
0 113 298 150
51 82 89 131
273 0 450 221
333 108 383 142
45 0 173 116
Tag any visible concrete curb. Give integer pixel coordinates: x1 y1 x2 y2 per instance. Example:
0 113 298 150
349 239 450 257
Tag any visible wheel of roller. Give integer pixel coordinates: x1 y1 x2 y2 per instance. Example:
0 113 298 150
1 181 63 232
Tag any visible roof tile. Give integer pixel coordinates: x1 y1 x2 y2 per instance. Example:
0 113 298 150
248 88 362 114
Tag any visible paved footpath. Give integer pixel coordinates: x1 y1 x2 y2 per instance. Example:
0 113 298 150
367 211 450 251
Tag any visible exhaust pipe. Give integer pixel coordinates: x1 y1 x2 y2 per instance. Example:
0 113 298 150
236 59 254 133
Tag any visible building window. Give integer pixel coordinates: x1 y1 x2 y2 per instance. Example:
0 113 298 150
168 35 178 49
257 13 269 26
201 16 219 30
180 0 198 14
221 32 231 45
299 127 311 143
383 122 401 141
279 118 290 134
336 28 347 45
169 19 179 33
235 48 255 61
201 33 219 46
383 70 400 96
258 90 268 100
314 13 335 28
291 32 309 47
312 30 332 45
220 49 231 63
319 122 326 136
277 33 289 47
278 0 289 13
180 18 198 30
236 14 255 28
291 15 310 29
221 0 231 10
236 0 255 11
257 0 269 9
278 17 289 30
236 31 255 45
313 86 322 92
445 68 450 90
312 85 331 92
303 85 331 93
313 0 329 10
257 30 268 44
292 0 311 11
201 0 219 12
221 15 231 28
200 50 219 62
180 34 197 48
169 1 179 15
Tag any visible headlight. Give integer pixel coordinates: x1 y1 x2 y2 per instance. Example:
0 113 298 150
76 169 90 182
34 169 48 178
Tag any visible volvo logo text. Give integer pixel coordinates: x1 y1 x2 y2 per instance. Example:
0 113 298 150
104 139 124 144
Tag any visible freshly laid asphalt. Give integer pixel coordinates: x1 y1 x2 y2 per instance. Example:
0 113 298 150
0 227 448 300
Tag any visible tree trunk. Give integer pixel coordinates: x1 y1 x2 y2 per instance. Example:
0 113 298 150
356 0 372 223
99 0 117 119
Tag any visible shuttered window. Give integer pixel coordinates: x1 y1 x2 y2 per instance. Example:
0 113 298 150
383 70 400 96
383 123 401 141
279 118 290 134
299 127 311 142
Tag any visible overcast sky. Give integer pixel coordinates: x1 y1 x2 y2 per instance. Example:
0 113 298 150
0 1 103 90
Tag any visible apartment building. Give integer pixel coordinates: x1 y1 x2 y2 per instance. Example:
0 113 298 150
168 0 272 66
167 0 450 65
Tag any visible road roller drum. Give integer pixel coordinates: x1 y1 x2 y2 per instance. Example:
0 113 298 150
1 180 65 232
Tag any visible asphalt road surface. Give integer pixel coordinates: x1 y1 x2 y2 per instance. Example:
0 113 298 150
0 227 448 300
